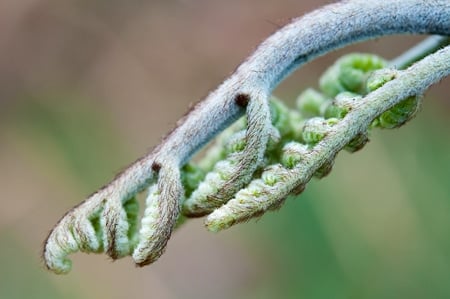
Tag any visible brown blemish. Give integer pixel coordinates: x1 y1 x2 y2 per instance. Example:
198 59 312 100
151 162 162 172
234 93 250 107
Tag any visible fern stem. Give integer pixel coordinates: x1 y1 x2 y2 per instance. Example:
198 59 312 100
390 36 450 69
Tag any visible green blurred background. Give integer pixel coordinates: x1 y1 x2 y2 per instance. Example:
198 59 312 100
1 1 449 298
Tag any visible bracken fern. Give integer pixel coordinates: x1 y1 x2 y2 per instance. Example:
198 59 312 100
43 0 450 274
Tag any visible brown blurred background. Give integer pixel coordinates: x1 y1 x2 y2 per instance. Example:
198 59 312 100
1 1 449 298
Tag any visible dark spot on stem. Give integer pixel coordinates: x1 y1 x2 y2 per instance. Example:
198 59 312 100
235 93 250 107
151 162 161 172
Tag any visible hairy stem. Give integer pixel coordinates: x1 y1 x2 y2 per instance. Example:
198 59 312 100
116 0 449 197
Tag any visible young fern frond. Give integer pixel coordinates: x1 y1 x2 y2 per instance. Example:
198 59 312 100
205 51 442 231
43 0 450 274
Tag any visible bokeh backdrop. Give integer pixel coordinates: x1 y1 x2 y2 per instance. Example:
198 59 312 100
1 1 449 298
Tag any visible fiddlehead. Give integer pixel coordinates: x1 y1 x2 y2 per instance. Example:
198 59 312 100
132 162 183 266
188 93 274 213
43 0 450 274
205 48 449 231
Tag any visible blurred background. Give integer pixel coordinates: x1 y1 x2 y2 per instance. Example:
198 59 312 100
1 0 449 298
